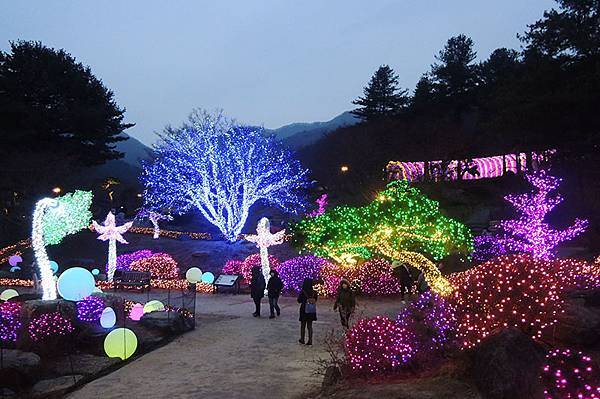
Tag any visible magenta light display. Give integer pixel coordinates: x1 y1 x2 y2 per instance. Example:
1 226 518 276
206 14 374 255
357 258 401 296
499 170 588 259
345 316 415 374
221 254 280 282
541 349 599 399
278 255 328 291
77 296 105 322
307 194 328 217
28 312 75 342
112 249 154 273
386 150 554 182
0 302 22 342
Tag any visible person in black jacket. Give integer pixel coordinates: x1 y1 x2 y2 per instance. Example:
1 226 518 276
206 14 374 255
250 266 266 317
267 269 284 319
392 261 413 302
333 278 355 329
297 278 317 345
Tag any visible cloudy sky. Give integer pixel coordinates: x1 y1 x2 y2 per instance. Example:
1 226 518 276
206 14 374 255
0 0 555 145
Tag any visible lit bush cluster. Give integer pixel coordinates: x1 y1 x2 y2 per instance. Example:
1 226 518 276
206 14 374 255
76 296 105 322
0 302 22 342
113 249 181 280
28 312 74 342
222 254 280 282
448 254 600 348
277 255 329 291
345 292 456 374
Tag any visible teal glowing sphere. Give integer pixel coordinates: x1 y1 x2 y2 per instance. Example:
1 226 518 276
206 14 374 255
201 272 215 284
91 268 100 276
49 261 59 274
57 267 96 301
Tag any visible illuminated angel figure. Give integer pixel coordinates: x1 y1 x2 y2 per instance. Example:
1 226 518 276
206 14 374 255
245 217 286 289
93 212 133 281
138 209 173 239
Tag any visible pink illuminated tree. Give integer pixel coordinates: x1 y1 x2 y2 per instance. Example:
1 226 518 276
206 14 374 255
499 170 587 259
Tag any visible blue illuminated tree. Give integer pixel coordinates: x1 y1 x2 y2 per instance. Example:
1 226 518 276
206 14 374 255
141 110 309 241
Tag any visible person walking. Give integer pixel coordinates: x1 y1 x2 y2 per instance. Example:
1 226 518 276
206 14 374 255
333 278 355 329
297 278 317 345
392 261 413 302
267 269 283 319
250 266 266 317
417 271 429 293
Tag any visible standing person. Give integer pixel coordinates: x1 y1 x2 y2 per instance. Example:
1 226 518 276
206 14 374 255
333 278 355 329
417 271 429 294
250 266 266 317
297 278 317 345
392 261 413 302
267 269 284 319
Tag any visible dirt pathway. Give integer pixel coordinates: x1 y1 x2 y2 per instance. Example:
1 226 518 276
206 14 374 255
67 295 404 399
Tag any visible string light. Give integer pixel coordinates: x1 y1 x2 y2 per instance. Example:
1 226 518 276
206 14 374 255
0 302 22 342
292 180 471 296
77 296 105 322
127 227 211 240
245 218 286 289
129 253 180 280
307 194 328 217
278 255 329 291
541 349 600 399
448 254 600 348
92 212 133 282
28 312 74 342
497 170 588 259
357 258 401 296
141 111 309 241
114 250 154 273
33 190 93 300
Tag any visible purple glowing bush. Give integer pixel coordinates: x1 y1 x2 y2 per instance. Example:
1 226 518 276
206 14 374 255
541 349 599 399
278 255 328 291
357 258 401 296
0 302 22 343
77 296 105 322
112 249 154 273
345 316 415 374
396 292 457 355
28 312 75 342
472 235 507 262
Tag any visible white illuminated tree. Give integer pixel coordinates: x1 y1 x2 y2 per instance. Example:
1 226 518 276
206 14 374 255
137 209 173 239
141 110 309 241
93 212 133 281
245 217 286 289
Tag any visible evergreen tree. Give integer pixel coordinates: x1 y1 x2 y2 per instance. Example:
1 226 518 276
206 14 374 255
411 74 437 110
431 35 479 98
351 65 409 122
479 48 521 87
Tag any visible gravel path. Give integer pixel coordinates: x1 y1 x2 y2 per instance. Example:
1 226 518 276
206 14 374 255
67 294 404 399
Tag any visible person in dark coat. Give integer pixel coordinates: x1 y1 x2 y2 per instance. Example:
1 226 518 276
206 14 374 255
333 278 355 329
392 261 413 301
297 278 317 345
250 266 266 317
267 269 284 319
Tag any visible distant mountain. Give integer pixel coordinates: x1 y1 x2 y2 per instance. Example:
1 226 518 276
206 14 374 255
87 134 152 185
116 133 153 166
269 111 359 149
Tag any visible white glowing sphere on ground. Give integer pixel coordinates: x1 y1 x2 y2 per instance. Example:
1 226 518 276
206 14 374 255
201 271 215 284
104 328 137 360
185 267 202 283
0 289 19 301
129 303 144 321
49 261 59 274
100 307 117 328
57 267 96 301
143 300 165 314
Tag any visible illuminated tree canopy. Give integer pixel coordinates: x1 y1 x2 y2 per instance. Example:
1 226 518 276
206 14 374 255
292 180 473 264
141 110 309 241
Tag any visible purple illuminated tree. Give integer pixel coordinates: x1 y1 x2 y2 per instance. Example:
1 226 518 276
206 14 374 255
141 110 309 241
499 170 587 259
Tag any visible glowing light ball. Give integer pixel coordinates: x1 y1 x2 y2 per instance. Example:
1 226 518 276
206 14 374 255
201 272 215 284
185 267 202 283
49 261 59 274
91 268 100 276
129 303 144 321
100 307 117 328
143 300 165 314
57 267 96 301
9 266 20 273
0 289 19 301
8 255 22 267
104 328 137 360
